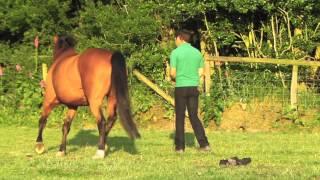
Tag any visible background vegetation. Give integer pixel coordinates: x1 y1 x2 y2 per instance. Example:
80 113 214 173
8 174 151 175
1 0 320 127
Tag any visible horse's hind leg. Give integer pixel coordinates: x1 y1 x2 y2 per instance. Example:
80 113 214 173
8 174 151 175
35 98 58 154
89 99 107 159
57 107 77 157
105 92 117 138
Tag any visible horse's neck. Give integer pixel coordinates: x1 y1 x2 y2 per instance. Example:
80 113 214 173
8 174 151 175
54 48 77 61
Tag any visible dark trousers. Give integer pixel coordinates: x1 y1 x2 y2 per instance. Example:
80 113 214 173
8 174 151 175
174 87 209 150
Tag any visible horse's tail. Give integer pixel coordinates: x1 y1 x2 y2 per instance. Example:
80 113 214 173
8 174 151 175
111 51 140 139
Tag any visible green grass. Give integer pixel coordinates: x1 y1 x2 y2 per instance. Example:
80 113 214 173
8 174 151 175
1 126 320 179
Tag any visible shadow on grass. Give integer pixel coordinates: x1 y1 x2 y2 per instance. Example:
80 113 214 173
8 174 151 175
50 129 138 155
169 132 196 147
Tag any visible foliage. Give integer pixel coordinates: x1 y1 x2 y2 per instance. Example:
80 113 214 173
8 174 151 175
130 81 157 115
75 0 160 53
0 63 43 125
0 0 75 44
129 45 170 82
201 68 233 127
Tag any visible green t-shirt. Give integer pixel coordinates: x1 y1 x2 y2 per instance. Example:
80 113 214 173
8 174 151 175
170 43 204 87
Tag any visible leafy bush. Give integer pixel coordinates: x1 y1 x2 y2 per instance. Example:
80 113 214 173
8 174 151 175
130 81 156 115
201 69 232 127
0 65 43 126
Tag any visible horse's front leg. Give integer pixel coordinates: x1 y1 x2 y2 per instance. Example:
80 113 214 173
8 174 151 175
35 99 58 154
56 107 77 157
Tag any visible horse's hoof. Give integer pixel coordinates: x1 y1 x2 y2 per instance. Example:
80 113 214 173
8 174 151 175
92 150 105 159
35 143 45 154
56 151 66 157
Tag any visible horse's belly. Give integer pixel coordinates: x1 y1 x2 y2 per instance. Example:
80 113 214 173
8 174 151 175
56 88 88 106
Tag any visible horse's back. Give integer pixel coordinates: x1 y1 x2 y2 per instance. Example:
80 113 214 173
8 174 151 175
78 48 113 68
78 48 113 102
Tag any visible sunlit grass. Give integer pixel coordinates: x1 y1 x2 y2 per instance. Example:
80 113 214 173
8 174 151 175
1 126 320 179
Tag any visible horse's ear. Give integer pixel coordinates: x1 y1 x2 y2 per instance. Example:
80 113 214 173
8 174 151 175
54 35 59 45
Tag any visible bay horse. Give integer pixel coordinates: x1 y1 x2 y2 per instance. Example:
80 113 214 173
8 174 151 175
35 35 140 159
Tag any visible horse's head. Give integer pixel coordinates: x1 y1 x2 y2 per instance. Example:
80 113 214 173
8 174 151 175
53 35 76 60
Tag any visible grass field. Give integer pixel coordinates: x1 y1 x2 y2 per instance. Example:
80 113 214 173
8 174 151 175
1 125 320 179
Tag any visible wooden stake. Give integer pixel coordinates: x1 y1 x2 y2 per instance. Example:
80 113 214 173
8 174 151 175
290 65 298 109
204 57 211 95
200 39 211 95
42 63 48 81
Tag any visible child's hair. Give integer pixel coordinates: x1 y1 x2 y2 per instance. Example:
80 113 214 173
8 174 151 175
175 29 193 43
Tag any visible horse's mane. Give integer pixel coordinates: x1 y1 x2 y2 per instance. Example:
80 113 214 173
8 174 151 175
56 35 76 50
54 35 77 60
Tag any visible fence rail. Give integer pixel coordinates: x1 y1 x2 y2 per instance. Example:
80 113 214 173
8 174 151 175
207 56 320 67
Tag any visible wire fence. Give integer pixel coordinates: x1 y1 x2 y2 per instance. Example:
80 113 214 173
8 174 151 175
212 62 320 114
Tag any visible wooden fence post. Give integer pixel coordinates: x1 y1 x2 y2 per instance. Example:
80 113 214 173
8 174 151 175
290 65 298 109
200 40 211 95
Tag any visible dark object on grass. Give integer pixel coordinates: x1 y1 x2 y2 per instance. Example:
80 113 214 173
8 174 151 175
219 157 251 167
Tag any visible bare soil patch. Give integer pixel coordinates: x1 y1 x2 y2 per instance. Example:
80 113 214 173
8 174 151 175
138 99 319 132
